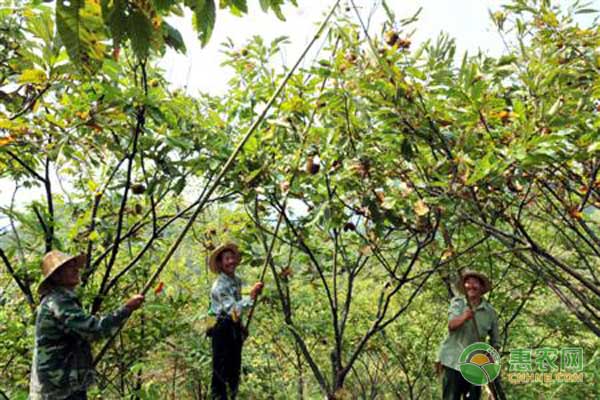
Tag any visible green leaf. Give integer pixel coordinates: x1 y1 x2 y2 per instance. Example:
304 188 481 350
162 22 187 54
405 66 426 81
166 136 194 150
191 0 216 47
259 0 270 12
228 0 248 14
547 97 562 116
127 9 154 58
153 0 177 12
467 152 494 185
268 0 286 20
101 0 126 48
496 54 517 66
587 142 600 153
574 8 598 14
244 136 259 154
56 0 106 72
513 99 526 123
173 177 186 195
26 6 54 46
381 0 396 22
18 69 46 84
244 168 263 185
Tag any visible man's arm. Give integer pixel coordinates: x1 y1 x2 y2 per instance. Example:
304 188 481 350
448 309 474 331
447 298 473 331
53 294 143 341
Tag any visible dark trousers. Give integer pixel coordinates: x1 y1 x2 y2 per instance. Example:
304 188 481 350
211 317 244 400
443 367 482 400
65 392 87 400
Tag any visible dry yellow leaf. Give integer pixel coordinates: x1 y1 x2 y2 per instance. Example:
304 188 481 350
0 136 14 147
414 199 430 216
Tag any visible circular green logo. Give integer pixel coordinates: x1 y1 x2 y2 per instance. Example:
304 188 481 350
458 342 501 385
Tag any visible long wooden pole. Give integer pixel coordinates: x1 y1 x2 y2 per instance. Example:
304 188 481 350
93 0 342 367
244 33 342 333
465 292 505 400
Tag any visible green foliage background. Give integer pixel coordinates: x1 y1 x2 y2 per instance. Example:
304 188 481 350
1 0 599 398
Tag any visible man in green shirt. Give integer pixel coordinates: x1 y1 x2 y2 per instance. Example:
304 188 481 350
437 270 500 400
30 250 145 400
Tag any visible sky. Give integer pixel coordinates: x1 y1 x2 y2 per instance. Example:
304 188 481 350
158 0 505 95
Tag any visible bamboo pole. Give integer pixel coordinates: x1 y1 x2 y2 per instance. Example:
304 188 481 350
93 0 342 367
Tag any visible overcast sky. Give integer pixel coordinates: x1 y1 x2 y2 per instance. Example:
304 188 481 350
159 0 505 95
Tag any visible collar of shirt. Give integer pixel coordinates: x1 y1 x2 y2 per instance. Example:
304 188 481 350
437 296 498 371
218 272 241 286
475 298 493 312
46 286 76 300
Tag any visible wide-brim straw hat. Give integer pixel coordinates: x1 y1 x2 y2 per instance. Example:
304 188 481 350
457 270 492 295
38 250 86 294
208 243 240 274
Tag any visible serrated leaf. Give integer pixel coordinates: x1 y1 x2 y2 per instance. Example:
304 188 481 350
57 0 106 72
228 0 248 13
173 177 186 194
269 1 286 21
191 0 216 47
127 9 154 58
18 69 46 84
153 0 177 11
89 230 100 241
259 0 270 12
101 0 126 48
162 21 186 53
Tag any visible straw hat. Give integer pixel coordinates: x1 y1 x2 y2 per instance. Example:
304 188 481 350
208 243 240 274
38 250 85 294
457 270 492 295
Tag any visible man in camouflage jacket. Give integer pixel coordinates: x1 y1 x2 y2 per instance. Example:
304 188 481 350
30 250 144 400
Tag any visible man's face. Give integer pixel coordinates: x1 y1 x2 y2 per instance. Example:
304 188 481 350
464 276 483 298
53 261 81 288
218 250 239 276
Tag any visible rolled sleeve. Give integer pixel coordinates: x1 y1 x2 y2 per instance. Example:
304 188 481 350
210 274 254 319
212 286 253 317
448 297 466 321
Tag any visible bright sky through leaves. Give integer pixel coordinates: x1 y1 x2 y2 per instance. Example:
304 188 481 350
159 0 505 95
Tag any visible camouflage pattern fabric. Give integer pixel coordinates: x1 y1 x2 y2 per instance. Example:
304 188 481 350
29 287 131 400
